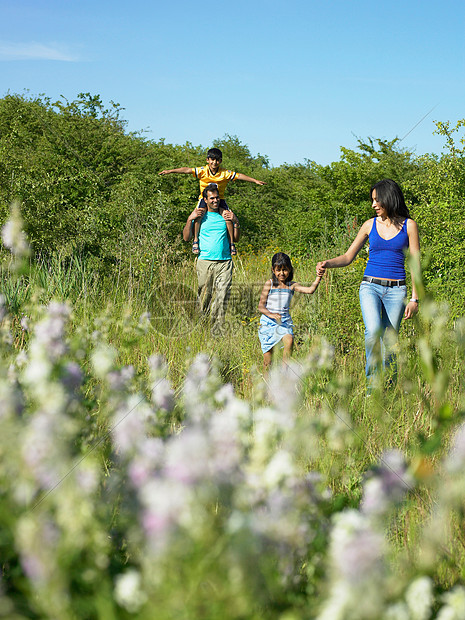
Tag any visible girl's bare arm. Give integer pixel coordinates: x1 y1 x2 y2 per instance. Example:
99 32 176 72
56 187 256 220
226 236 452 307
292 275 322 294
258 280 280 321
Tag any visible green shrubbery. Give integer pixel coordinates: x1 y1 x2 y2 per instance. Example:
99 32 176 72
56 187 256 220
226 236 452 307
1 93 464 311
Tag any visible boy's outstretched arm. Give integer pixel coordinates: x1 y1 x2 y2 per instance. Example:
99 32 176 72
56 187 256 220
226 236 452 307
235 172 266 185
159 167 192 175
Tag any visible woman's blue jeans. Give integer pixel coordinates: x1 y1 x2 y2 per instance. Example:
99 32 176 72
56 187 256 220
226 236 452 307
359 281 406 389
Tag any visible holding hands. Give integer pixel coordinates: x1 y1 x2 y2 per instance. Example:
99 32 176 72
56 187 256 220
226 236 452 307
316 261 326 277
189 205 206 221
188 206 237 224
222 209 238 224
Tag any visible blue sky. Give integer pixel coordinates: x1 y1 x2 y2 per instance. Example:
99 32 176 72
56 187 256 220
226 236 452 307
1 0 464 167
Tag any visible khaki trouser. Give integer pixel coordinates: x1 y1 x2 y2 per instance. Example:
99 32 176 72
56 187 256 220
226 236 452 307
196 259 233 328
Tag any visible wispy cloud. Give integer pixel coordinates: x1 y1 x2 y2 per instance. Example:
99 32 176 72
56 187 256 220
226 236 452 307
0 42 79 62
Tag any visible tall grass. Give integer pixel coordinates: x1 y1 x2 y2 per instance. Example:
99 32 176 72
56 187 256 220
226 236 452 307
2 226 465 618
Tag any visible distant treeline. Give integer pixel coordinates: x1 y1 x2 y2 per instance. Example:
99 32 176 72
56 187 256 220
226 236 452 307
0 93 464 312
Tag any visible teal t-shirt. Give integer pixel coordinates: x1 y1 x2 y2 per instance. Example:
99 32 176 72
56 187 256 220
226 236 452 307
198 211 231 260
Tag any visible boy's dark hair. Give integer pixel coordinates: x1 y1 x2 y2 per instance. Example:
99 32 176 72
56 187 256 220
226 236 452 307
207 148 223 161
370 179 410 220
271 252 294 286
202 183 219 199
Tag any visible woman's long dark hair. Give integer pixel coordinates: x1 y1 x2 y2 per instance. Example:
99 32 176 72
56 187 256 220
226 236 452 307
371 179 410 219
271 252 293 286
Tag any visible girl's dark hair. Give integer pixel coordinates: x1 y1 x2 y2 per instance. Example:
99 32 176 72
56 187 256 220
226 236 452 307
271 252 293 286
371 179 410 219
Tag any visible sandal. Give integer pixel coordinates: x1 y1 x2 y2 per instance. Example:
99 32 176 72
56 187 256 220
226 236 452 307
192 241 199 254
230 243 237 256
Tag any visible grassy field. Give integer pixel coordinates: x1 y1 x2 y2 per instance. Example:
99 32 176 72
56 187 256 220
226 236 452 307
1 234 465 618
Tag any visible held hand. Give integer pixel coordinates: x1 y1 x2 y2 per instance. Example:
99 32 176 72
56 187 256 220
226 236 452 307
222 210 235 221
190 206 206 220
316 261 327 277
404 301 419 320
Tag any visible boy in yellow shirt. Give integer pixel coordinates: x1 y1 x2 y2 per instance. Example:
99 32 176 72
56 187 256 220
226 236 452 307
159 147 265 254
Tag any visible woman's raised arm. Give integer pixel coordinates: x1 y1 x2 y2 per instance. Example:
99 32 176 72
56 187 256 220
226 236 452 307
317 219 372 272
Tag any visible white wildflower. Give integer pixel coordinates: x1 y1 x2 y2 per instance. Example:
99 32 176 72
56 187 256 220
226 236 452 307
405 576 433 620
163 427 211 483
140 478 193 536
0 294 6 322
445 423 465 473
1 202 30 258
91 344 117 379
209 408 241 475
151 377 174 412
114 569 147 613
75 464 99 495
326 408 353 451
107 365 135 391
128 437 164 488
263 450 295 488
31 302 71 362
15 349 28 367
215 383 235 406
330 510 384 583
436 608 457 620
437 585 465 620
362 449 413 516
138 311 151 333
112 396 151 455
383 602 410 620
23 357 52 386
317 581 351 620
267 361 301 412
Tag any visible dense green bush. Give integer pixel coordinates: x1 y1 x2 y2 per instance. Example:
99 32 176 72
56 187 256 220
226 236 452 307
1 92 464 312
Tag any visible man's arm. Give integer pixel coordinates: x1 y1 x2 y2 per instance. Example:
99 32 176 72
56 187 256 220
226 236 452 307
183 206 205 241
159 167 192 175
235 172 265 186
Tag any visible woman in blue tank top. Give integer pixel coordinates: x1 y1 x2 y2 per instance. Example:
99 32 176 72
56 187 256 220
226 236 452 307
316 180 420 391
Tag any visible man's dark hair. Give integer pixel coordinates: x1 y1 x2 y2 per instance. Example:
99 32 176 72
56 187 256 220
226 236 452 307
202 183 220 199
207 148 223 161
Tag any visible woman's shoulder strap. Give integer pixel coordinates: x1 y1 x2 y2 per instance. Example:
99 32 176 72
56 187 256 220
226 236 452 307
364 218 376 235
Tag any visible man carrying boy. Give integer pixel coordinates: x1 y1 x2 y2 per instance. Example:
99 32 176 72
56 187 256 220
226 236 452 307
160 147 264 255
182 183 240 334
